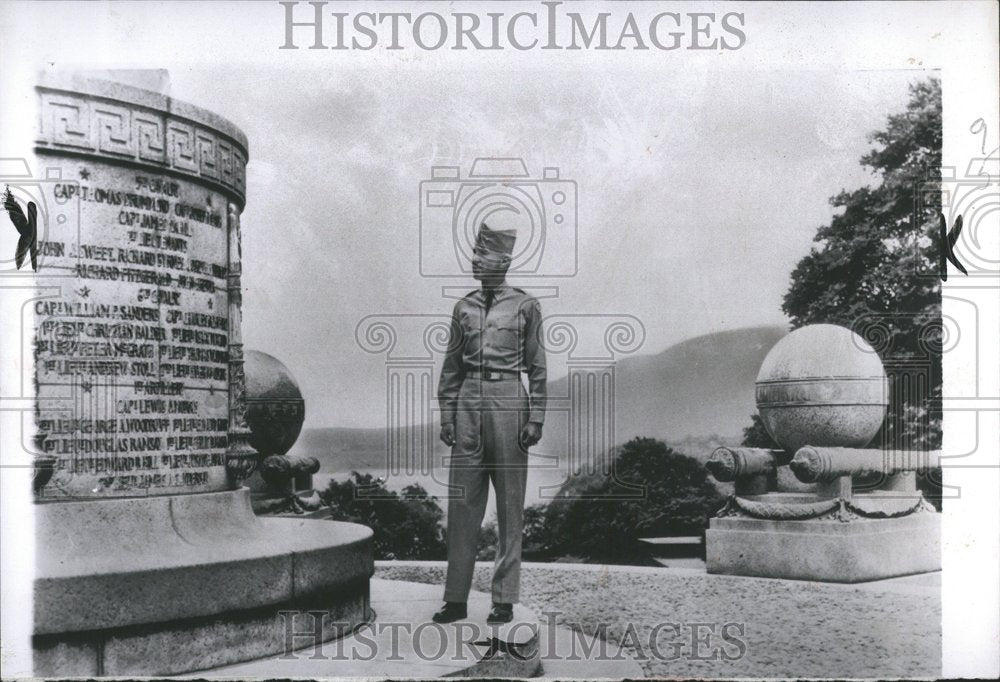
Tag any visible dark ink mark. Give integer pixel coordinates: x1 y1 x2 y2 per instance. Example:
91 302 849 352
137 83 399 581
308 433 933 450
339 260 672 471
33 455 57 494
3 185 38 271
939 212 967 281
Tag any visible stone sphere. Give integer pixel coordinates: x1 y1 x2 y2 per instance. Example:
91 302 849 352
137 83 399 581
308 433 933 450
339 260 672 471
755 324 888 453
244 350 305 457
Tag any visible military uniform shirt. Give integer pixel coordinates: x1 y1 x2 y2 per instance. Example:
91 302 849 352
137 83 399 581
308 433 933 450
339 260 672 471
438 286 546 425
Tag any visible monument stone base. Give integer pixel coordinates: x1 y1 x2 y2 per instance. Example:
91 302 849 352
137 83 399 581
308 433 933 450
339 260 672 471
706 509 940 583
33 489 374 676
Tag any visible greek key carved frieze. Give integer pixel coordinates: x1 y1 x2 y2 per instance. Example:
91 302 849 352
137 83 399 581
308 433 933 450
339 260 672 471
36 87 247 204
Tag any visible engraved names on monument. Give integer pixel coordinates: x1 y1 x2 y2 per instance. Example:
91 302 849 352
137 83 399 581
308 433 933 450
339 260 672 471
32 74 249 498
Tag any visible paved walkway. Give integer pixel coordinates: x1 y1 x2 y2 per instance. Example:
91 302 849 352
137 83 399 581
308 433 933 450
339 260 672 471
377 561 942 679
193 577 643 678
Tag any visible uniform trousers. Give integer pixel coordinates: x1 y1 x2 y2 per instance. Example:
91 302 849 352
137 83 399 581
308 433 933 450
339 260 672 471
443 375 529 604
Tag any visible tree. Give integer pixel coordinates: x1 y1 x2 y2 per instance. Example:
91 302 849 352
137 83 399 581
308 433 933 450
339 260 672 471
741 413 779 449
782 78 942 452
320 472 447 560
522 504 550 559
536 438 725 564
476 521 498 561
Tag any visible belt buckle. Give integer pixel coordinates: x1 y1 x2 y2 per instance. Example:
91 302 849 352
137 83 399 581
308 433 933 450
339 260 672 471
484 370 499 381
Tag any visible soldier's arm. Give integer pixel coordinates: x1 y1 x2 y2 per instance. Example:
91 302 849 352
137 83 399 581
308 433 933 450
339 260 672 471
437 301 465 425
524 298 547 424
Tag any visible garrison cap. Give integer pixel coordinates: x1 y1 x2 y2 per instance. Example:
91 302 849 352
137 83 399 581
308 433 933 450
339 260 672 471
475 212 519 256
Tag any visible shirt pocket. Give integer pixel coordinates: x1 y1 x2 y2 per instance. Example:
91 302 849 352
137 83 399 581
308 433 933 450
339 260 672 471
494 325 521 350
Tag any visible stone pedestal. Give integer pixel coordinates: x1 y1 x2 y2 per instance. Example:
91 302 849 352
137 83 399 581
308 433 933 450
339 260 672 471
34 489 373 676
706 501 940 582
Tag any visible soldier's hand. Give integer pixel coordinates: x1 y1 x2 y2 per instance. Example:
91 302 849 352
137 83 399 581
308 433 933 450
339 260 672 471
520 421 543 448
440 423 456 447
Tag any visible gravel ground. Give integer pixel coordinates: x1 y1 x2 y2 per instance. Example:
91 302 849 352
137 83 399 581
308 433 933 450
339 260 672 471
375 562 941 679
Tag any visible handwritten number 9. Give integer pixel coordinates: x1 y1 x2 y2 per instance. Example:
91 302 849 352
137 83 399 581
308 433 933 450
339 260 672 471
970 118 987 155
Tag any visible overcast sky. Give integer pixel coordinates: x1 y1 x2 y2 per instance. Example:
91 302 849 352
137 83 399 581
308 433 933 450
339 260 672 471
167 66 927 428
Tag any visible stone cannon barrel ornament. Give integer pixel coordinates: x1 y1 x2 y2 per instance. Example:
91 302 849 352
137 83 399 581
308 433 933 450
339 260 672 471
705 447 786 482
790 446 944 483
259 454 320 486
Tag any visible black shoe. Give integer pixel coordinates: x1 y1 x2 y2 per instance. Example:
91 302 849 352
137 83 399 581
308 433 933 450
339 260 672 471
487 602 514 624
432 601 467 624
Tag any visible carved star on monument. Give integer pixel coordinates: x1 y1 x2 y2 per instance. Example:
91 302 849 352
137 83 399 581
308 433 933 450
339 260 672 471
79 168 90 180
79 380 93 393
77 286 90 298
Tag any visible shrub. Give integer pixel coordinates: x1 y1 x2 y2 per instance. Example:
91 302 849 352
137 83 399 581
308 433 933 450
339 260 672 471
320 472 446 560
741 413 779 449
536 438 725 564
522 504 550 558
476 521 498 560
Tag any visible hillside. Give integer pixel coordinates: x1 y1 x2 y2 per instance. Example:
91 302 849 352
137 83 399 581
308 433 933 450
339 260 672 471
543 325 787 458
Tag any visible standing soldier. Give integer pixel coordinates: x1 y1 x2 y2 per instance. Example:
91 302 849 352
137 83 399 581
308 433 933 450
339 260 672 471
433 219 546 625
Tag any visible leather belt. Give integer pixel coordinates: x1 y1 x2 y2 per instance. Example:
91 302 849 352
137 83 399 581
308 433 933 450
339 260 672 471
465 369 520 382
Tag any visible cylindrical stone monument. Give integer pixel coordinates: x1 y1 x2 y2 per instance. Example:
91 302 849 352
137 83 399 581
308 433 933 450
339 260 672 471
33 71 249 497
28 71 373 677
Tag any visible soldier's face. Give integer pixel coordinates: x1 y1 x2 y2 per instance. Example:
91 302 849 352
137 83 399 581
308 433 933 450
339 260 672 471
471 247 510 280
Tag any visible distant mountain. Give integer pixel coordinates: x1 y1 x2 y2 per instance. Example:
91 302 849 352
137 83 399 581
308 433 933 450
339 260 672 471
291 325 787 470
544 325 788 458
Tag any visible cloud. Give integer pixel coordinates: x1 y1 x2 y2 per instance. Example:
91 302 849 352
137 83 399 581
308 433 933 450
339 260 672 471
169 66 928 428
